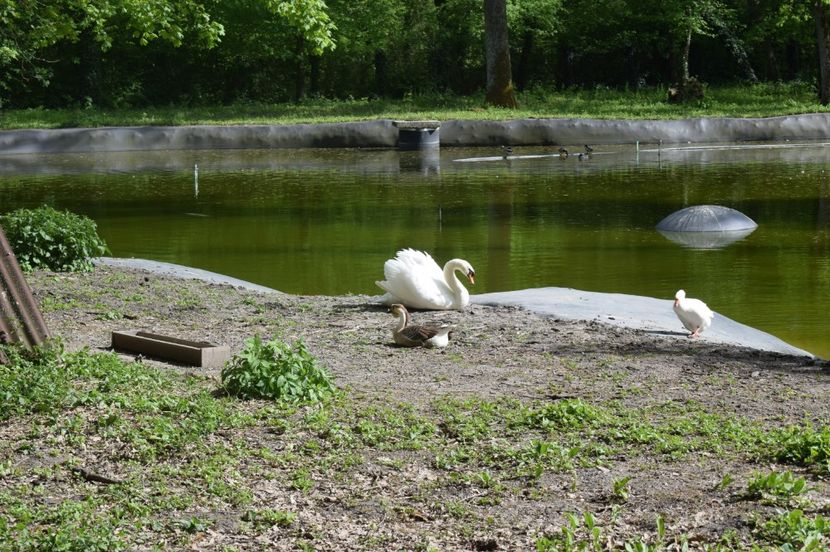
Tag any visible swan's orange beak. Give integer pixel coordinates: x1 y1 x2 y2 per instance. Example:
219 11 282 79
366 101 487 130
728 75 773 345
468 271 476 285
673 298 679 307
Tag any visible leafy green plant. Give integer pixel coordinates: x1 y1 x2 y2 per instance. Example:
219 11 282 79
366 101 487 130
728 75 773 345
516 398 605 431
220 335 335 403
714 473 734 491
746 470 810 504
1 206 109 272
241 508 296 529
772 425 830 474
757 510 829 549
612 476 633 502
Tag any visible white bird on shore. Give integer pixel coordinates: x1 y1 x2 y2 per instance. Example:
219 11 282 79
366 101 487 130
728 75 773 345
673 289 714 338
388 303 453 348
376 248 475 310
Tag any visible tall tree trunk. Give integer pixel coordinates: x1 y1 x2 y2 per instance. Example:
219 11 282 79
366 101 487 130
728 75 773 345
681 26 692 82
483 0 518 108
814 0 830 105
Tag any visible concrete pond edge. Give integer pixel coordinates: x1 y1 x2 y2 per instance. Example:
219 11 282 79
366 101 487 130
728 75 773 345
3 113 830 154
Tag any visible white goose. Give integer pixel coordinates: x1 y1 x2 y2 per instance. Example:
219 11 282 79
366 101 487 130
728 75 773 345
388 304 453 348
673 289 714 338
376 248 476 310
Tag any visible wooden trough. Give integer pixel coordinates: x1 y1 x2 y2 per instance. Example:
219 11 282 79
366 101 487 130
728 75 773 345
111 330 230 369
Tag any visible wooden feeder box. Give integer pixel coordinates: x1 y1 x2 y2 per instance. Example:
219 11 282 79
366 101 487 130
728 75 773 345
111 330 230 369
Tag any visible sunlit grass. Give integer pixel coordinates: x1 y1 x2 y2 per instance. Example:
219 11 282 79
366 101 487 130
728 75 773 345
1 82 826 129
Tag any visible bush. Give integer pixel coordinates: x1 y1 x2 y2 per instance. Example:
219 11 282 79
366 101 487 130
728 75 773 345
0 205 109 272
667 77 706 104
221 335 335 403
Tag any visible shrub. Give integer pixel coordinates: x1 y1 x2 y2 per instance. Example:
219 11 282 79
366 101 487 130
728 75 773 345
221 335 335 403
0 205 109 272
667 77 706 104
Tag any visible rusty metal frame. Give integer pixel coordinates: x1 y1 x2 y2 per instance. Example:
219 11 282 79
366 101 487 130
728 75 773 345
0 226 50 363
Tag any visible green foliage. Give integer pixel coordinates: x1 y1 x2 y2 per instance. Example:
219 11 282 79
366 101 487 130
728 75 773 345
515 398 605 431
757 510 829 550
4 82 825 131
242 508 296 529
271 0 337 56
0 341 67 420
1 0 827 108
2 497 130 551
220 334 335 403
535 511 669 552
612 476 633 502
746 470 810 504
0 206 108 272
772 425 830 473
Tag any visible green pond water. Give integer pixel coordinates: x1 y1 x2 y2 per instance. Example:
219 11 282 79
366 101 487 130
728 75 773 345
0 143 828 358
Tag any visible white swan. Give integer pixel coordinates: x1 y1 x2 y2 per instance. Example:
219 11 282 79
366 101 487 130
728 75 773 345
376 248 476 310
673 289 714 338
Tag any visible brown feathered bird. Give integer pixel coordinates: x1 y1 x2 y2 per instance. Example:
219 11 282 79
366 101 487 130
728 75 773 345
388 303 454 348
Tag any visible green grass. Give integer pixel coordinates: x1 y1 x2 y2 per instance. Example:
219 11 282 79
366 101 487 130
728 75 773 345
1 82 827 130
2 343 830 549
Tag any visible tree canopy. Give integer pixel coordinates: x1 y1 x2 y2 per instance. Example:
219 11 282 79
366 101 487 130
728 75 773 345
0 0 827 108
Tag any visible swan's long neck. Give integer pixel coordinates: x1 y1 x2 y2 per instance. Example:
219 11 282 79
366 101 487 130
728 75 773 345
443 261 469 305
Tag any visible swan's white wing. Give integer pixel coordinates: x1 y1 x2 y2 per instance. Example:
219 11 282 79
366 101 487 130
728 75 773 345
392 249 445 281
376 249 454 309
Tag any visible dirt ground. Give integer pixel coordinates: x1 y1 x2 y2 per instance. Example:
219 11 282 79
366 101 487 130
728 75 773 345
20 265 830 550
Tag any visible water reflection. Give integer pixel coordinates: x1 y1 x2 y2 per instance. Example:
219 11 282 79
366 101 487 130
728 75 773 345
657 228 757 249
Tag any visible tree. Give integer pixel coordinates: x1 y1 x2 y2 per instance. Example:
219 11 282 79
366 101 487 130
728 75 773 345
0 0 224 107
508 0 562 91
483 0 517 107
814 0 830 104
268 0 336 100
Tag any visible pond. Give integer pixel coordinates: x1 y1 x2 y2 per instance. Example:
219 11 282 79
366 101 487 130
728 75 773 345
0 142 828 358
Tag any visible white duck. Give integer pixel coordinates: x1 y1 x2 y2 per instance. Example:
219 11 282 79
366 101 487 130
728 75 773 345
376 248 476 310
388 303 453 348
673 289 714 338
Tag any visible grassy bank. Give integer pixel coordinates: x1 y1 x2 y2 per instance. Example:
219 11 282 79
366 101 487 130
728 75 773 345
1 82 827 130
1 344 829 550
2 263 830 550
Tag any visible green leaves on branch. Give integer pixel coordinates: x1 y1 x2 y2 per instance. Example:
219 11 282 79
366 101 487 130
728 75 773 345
221 335 336 403
1 206 109 272
269 0 337 55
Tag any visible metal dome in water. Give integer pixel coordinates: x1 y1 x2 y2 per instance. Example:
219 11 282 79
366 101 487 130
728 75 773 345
656 205 758 249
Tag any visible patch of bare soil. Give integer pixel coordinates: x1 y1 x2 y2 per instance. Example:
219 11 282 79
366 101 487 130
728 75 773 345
20 266 830 550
